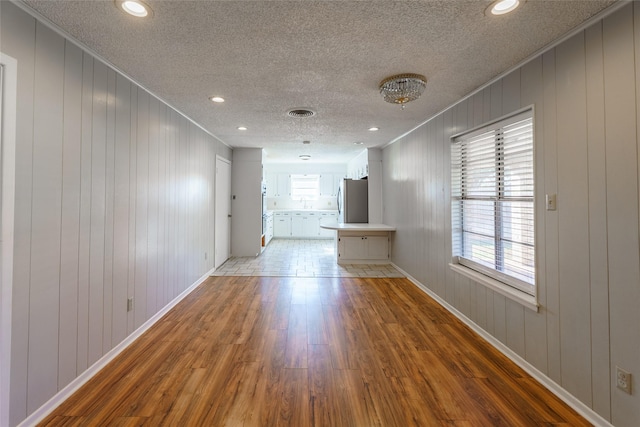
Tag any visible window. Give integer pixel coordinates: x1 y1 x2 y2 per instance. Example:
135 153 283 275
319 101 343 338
290 174 320 200
451 109 535 296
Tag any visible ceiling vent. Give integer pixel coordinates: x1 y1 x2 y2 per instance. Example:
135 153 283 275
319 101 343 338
287 108 315 118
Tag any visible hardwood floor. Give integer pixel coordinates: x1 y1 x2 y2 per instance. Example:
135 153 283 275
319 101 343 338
39 276 589 426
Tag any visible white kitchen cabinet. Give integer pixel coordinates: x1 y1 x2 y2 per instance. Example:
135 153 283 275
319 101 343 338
273 212 291 237
319 174 343 197
291 212 319 237
266 173 291 197
265 213 274 245
337 232 389 263
319 212 338 237
303 212 320 237
291 213 304 236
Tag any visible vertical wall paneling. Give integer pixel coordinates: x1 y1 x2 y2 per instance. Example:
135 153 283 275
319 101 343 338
585 20 611 419
103 68 116 354
541 48 562 384
58 40 83 391
126 85 138 336
435 114 446 299
555 32 592 404
519 56 548 373
603 5 640 425
2 4 36 422
76 53 94 375
2 3 228 422
146 96 159 317
88 60 108 366
112 73 131 347
383 3 640 424
27 22 64 414
134 89 149 328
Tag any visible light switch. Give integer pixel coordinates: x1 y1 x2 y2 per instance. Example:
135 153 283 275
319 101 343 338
546 194 556 211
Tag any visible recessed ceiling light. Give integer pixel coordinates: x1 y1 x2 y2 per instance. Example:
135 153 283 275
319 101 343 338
368 127 379 132
116 0 151 17
354 142 364 145
487 0 521 16
237 126 247 131
209 96 225 103
299 155 311 160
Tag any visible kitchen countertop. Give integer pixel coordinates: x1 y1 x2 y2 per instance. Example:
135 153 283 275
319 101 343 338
320 223 396 231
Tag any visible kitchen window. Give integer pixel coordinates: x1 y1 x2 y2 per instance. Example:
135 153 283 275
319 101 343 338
450 108 536 306
290 174 320 200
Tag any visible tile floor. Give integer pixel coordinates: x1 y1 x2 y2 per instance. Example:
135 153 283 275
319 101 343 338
211 238 404 278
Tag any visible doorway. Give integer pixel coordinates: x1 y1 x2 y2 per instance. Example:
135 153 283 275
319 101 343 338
214 156 231 269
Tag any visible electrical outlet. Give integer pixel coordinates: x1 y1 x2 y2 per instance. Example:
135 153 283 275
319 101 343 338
616 366 632 394
127 297 134 312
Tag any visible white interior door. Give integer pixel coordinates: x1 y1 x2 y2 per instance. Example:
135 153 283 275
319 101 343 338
215 156 231 268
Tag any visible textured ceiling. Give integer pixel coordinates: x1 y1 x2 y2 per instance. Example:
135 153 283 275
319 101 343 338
22 0 617 164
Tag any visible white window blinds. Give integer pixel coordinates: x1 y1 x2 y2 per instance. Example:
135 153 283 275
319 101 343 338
451 109 535 295
290 174 320 200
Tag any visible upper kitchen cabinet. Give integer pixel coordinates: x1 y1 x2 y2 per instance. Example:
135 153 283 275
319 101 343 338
266 172 290 197
319 173 342 197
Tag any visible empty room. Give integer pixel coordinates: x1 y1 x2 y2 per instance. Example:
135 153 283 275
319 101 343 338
1 1 639 426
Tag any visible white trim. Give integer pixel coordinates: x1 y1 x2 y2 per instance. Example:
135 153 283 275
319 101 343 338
449 263 538 312
391 262 613 427
382 0 629 150
10 0 231 151
0 52 17 427
17 266 216 427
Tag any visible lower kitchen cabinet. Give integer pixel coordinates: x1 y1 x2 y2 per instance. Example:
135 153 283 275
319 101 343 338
338 232 389 263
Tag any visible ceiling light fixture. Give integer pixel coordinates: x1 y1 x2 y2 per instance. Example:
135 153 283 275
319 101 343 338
287 108 315 118
299 155 311 160
368 127 379 132
354 142 364 145
379 73 427 109
237 126 247 131
116 0 151 17
209 96 225 103
487 0 522 15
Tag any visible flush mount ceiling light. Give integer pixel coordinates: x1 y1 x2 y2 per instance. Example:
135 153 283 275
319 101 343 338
209 96 225 103
287 108 316 118
487 0 523 15
379 73 427 109
368 127 379 132
116 0 152 17
237 126 247 131
299 155 311 160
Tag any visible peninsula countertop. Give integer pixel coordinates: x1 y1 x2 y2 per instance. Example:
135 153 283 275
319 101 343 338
319 223 396 232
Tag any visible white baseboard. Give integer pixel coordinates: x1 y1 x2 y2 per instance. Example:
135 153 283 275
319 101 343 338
391 263 613 427
18 266 216 427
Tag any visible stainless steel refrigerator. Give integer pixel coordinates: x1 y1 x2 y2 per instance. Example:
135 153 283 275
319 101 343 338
337 179 368 223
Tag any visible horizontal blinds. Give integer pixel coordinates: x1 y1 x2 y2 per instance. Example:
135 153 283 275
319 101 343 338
290 174 320 200
451 111 535 293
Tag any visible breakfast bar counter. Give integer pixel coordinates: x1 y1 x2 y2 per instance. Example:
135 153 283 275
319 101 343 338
320 223 396 264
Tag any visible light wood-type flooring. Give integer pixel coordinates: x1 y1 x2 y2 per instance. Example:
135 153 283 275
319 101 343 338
39 276 589 426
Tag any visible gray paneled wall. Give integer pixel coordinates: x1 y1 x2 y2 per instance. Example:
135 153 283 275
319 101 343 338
383 4 639 426
1 3 231 425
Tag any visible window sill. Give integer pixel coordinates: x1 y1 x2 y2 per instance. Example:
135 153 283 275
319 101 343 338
449 263 539 312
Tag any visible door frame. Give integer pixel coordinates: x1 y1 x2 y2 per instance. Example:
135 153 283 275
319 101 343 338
1 52 17 427
214 155 231 269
